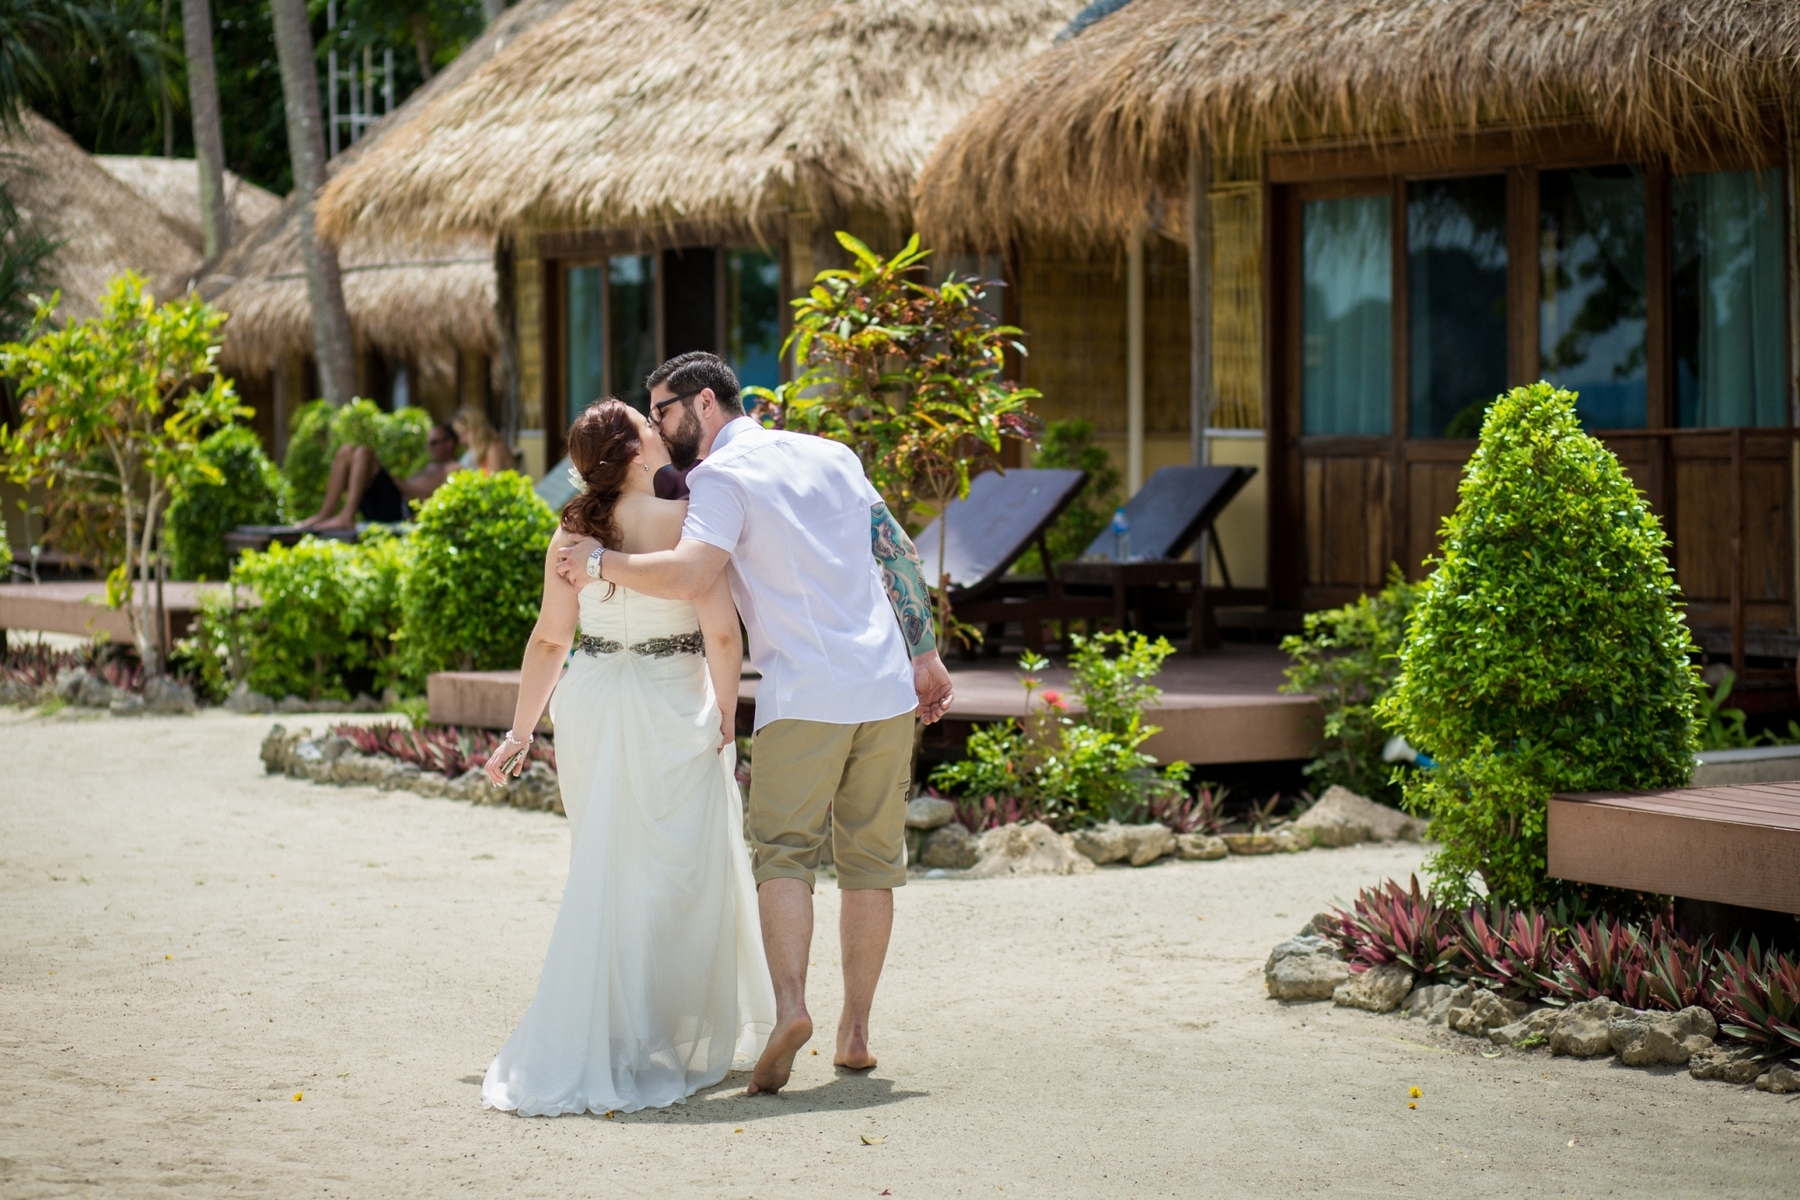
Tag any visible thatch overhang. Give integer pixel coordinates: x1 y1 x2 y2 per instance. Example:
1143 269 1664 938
0 113 201 320
915 0 1800 249
314 0 1084 246
95 156 283 257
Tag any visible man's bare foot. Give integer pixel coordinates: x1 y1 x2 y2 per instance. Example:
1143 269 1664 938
314 512 357 531
834 1027 877 1071
747 1011 812 1095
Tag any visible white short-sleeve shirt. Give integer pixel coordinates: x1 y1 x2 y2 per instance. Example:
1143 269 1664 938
681 417 916 730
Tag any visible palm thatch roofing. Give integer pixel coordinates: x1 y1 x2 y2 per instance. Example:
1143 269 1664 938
95 156 283 256
315 0 1083 244
0 112 201 321
200 2 548 377
916 0 1800 248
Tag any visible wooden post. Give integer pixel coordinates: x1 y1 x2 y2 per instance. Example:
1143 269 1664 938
1127 226 1145 496
1732 426 1746 676
1189 150 1212 466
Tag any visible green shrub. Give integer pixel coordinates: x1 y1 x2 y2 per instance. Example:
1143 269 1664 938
1015 419 1121 572
282 398 432 520
1376 383 1701 908
398 471 556 681
164 425 284 580
1281 568 1422 804
929 632 1190 828
217 532 407 701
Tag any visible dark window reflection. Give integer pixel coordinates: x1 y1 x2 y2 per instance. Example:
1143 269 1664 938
565 265 604 424
1407 175 1508 437
1673 168 1787 428
727 246 783 392
608 254 658 413
1539 166 1647 429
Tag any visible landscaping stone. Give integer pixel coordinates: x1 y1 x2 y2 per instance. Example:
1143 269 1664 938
0 678 39 705
1489 1007 1559 1047
1403 982 1472 1024
446 768 491 803
260 724 303 773
905 796 956 831
53 668 88 703
1221 832 1277 855
1549 998 1627 1058
141 676 196 714
1688 1043 1764 1084
1290 785 1428 846
1333 963 1414 1012
1754 1062 1800 1094
226 682 276 714
963 822 1094 879
76 673 119 708
508 762 563 813
919 824 979 870
1174 833 1227 860
108 693 146 716
1264 934 1350 1002
1448 988 1528 1036
1607 1007 1717 1067
1071 822 1174 867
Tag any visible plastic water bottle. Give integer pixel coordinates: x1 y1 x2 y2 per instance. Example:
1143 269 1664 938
1110 506 1131 563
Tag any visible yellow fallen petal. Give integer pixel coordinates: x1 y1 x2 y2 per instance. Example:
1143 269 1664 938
165 954 171 960
860 1135 886 1146
1407 1102 1417 1109
1408 1086 1421 1098
292 1092 303 1102
734 1128 743 1133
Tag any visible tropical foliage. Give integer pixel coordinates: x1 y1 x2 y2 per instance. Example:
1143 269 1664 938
163 423 282 580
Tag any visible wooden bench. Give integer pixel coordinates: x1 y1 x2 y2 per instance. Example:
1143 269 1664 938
0 581 223 648
1548 783 1800 915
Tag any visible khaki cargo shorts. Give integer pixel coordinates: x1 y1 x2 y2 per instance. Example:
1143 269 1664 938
747 711 914 891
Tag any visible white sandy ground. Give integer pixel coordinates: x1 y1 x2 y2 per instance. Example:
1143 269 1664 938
2 708 1797 1199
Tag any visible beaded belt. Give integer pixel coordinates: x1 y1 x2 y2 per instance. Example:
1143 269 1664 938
577 631 705 659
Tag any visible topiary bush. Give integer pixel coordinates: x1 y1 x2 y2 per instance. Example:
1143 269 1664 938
217 532 407 701
164 424 284 580
398 471 556 682
282 398 431 520
1376 383 1701 908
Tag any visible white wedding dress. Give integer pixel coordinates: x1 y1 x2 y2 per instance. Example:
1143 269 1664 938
481 581 775 1116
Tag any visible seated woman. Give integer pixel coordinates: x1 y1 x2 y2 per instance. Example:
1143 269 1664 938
453 405 517 475
295 422 462 530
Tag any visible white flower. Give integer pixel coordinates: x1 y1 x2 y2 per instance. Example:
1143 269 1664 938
566 465 589 495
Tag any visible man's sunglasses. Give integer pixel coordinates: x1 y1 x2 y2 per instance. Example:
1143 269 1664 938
651 390 702 422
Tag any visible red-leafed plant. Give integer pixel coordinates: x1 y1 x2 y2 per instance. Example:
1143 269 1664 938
333 722 557 779
1643 916 1721 1017
1716 941 1800 1058
953 792 1049 834
1 642 82 688
1458 904 1563 1001
1545 915 1653 1006
1327 875 1461 982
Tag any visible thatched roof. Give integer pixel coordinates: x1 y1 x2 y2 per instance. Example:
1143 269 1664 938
0 112 201 320
201 3 539 376
95 156 283 256
916 0 1800 248
315 0 1082 244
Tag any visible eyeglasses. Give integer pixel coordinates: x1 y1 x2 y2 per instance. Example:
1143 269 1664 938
651 389 701 423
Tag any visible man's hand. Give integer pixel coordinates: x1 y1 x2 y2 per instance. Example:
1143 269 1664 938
912 650 953 725
554 536 603 589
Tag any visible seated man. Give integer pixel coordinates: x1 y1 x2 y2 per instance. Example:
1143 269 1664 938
296 422 461 530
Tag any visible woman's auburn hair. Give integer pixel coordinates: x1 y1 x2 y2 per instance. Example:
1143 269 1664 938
561 399 640 550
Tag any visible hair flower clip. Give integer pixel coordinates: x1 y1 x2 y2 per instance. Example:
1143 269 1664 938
566 465 589 495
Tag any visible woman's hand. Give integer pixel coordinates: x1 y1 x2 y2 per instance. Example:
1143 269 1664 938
485 734 529 787
718 705 733 752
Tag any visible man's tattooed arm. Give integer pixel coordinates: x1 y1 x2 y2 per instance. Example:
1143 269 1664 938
870 502 938 658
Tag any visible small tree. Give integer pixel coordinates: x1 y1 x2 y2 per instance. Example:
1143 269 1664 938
0 274 243 673
1377 383 1701 907
752 233 1037 639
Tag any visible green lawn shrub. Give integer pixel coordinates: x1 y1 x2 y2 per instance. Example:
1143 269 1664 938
200 532 407 702
282 399 432 520
1281 568 1421 805
1376 383 1701 908
164 424 284 580
398 471 556 682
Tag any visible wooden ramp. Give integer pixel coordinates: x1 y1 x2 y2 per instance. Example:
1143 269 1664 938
0 581 221 644
1549 783 1800 915
428 645 1319 767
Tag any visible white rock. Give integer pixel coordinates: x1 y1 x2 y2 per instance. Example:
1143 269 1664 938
1403 982 1471 1024
141 676 196 714
1071 822 1175 866
1333 963 1415 1012
1291 785 1428 846
963 822 1095 879
1755 1062 1800 1093
905 795 957 830
1607 1006 1717 1067
226 682 276 714
1550 998 1627 1057
1174 833 1227 860
1264 935 1351 1001
919 824 979 870
1448 989 1528 1036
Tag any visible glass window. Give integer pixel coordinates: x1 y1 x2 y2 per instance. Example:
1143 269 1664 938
608 254 658 412
1303 194 1392 435
1673 168 1787 428
1539 166 1647 429
1407 176 1508 437
565 265 604 424
727 246 783 392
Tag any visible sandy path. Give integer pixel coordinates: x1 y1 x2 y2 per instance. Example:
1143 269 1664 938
2 708 1796 1198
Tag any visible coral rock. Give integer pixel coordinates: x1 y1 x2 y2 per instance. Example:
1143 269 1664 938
1549 998 1627 1058
1403 983 1472 1024
1290 785 1428 846
1072 822 1174 867
141 676 196 714
1448 989 1528 1036
1333 963 1415 1012
965 822 1095 879
1264 935 1350 1002
1489 1008 1559 1047
1688 1043 1763 1084
905 796 957 831
1175 833 1228 860
1608 1007 1718 1067
1755 1063 1800 1094
919 824 979 870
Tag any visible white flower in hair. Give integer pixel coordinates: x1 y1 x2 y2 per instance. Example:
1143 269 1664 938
566 465 589 495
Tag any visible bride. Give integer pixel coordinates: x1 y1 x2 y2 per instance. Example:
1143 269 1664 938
480 398 775 1115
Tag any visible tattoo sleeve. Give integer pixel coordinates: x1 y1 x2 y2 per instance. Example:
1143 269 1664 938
870 502 938 658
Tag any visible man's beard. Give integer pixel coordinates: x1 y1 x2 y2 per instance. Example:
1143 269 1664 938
662 407 703 469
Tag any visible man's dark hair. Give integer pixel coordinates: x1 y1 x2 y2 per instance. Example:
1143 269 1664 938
646 351 743 415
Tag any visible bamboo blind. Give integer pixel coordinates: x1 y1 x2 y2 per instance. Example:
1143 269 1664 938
1209 180 1263 429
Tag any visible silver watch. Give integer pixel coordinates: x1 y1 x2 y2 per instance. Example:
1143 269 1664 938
585 545 606 579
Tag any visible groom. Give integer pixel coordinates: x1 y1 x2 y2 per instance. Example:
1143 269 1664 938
554 351 953 1094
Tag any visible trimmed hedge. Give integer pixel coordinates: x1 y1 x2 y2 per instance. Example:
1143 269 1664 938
165 424 283 580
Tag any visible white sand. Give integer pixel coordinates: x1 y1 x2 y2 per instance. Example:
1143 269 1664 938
3 707 1796 1197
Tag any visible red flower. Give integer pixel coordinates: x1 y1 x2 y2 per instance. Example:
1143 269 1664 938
1040 690 1067 711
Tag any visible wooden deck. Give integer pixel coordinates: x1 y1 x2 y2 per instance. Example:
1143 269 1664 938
0 581 222 644
1548 783 1800 914
428 644 1320 766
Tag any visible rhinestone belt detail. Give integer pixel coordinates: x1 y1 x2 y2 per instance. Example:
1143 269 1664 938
577 631 705 659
